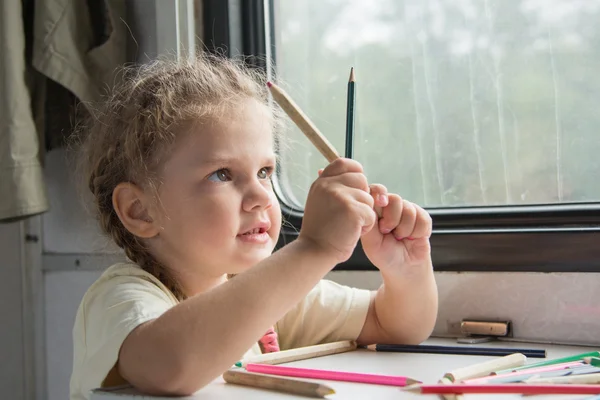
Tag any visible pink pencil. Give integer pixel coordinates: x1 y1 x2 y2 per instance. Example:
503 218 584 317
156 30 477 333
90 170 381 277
245 363 421 386
463 361 584 384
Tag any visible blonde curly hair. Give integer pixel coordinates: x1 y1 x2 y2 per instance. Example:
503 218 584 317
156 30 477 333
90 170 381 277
75 54 280 300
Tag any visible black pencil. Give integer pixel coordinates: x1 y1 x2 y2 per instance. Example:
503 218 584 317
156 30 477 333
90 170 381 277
365 344 547 358
344 67 356 159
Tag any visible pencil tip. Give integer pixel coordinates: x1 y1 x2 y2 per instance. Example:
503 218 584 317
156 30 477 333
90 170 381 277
406 378 422 385
317 386 336 397
267 81 273 88
234 362 242 367
365 344 376 351
349 67 355 82
402 384 421 393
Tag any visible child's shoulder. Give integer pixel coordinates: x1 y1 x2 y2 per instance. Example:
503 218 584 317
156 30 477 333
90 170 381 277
80 261 178 306
93 261 160 288
100 262 156 281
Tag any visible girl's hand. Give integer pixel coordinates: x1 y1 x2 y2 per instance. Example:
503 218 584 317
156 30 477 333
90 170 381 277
360 184 432 274
299 159 377 264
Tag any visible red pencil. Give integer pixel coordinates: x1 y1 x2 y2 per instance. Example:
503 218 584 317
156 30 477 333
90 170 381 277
404 383 600 395
245 363 420 386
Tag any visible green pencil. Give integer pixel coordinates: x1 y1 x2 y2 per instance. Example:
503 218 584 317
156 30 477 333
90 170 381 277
344 67 356 159
585 357 600 367
494 351 600 375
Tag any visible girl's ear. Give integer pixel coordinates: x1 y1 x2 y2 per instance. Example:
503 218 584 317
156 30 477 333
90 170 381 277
112 182 160 238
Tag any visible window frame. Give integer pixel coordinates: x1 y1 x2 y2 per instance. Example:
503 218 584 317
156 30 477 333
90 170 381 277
204 0 600 273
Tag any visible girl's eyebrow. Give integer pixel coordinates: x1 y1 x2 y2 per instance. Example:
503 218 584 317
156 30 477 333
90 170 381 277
198 156 234 166
196 154 277 168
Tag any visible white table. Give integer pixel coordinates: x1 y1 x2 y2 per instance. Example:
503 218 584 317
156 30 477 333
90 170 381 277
93 338 599 400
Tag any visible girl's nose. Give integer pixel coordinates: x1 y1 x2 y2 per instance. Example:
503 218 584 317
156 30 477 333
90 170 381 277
242 180 273 212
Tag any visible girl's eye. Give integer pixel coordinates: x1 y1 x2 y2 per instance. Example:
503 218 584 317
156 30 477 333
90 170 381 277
257 167 273 179
208 169 231 182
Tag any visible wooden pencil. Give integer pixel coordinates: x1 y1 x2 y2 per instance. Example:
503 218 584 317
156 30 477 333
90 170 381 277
267 81 339 162
223 369 335 398
235 340 357 367
463 360 583 384
494 351 600 374
436 354 525 400
526 372 600 384
443 353 527 382
437 377 463 400
484 368 587 384
403 383 600 395
344 67 356 159
267 80 383 218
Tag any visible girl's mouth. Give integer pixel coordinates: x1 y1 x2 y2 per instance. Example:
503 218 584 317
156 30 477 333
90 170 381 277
237 227 270 244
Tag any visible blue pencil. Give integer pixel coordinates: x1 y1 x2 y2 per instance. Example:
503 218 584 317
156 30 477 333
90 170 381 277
365 343 547 358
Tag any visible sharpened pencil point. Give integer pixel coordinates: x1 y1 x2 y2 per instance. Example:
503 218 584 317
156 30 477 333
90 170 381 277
402 384 422 393
349 67 355 82
235 361 242 367
365 344 376 351
267 81 273 88
320 387 336 396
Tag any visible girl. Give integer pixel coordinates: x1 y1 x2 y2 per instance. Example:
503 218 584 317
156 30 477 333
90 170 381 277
70 54 438 400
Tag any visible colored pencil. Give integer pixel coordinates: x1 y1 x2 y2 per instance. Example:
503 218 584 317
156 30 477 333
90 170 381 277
223 369 335 398
567 365 600 375
463 361 584 384
267 80 383 218
443 353 526 382
365 343 546 358
586 357 600 367
438 354 525 400
437 377 464 400
267 81 339 162
235 340 356 367
526 371 600 384
494 351 600 374
485 367 597 384
344 67 356 159
245 363 420 387
403 383 600 395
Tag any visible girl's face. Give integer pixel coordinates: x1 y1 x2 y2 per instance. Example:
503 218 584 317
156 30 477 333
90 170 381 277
150 99 282 286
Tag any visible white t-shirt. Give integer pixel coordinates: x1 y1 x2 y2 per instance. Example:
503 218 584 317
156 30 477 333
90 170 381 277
70 262 372 400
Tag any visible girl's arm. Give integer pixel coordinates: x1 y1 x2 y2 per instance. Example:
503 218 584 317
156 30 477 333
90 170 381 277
118 159 376 395
356 258 438 346
356 189 439 346
119 238 336 395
